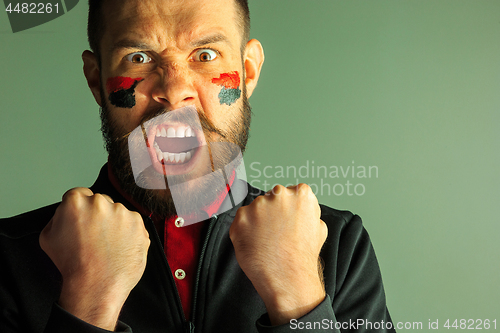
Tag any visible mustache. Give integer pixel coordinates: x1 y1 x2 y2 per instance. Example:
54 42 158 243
115 106 227 141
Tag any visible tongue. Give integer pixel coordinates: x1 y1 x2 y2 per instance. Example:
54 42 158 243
156 137 199 153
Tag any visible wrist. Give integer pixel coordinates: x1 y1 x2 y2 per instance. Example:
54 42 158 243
59 278 127 331
263 282 325 326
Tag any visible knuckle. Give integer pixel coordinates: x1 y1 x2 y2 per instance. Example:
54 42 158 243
274 184 284 191
130 210 142 220
321 221 328 239
228 224 235 240
131 211 145 227
142 225 150 239
113 201 126 211
229 219 241 241
62 187 91 200
62 188 81 202
38 233 47 250
297 183 311 193
143 236 151 248
114 202 133 219
92 193 105 202
59 193 85 213
101 194 114 203
91 194 109 210
39 221 54 253
252 195 264 204
272 184 284 194
250 196 265 208
234 205 250 223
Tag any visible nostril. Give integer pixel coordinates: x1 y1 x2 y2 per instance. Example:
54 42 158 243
152 76 197 107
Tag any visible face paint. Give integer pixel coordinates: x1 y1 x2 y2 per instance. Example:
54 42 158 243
106 76 144 108
211 71 241 106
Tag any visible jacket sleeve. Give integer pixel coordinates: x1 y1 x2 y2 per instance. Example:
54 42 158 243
254 210 396 333
43 304 132 333
0 211 134 333
255 295 340 332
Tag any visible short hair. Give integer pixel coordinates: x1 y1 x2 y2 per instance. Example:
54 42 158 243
87 0 250 62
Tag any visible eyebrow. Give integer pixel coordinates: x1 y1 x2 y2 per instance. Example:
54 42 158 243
109 40 154 54
190 33 231 48
109 33 231 54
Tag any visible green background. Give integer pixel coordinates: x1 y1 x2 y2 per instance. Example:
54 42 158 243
1 0 499 330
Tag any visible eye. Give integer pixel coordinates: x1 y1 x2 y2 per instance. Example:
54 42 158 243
195 49 218 62
125 52 153 64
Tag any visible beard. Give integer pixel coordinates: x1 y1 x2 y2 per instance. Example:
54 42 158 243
99 86 252 219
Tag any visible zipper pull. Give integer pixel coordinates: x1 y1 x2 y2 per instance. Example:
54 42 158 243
184 321 195 333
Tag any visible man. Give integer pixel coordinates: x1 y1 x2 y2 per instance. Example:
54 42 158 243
0 0 395 332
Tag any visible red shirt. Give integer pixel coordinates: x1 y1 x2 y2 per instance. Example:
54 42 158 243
108 164 232 320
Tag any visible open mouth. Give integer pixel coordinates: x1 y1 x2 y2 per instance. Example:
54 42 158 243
126 106 211 178
152 125 200 165
145 120 209 176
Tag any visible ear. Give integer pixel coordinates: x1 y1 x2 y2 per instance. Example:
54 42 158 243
82 50 103 106
243 39 264 98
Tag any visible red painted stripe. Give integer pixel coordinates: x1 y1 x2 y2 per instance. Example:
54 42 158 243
211 71 240 89
106 76 144 93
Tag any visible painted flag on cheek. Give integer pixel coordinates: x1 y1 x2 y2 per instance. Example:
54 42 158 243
211 71 242 106
106 76 144 108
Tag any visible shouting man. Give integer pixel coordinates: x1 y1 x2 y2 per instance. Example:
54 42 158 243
0 0 395 332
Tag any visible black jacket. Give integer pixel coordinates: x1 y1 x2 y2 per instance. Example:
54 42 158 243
0 165 396 333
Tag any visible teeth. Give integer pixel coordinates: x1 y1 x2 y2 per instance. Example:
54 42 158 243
156 147 163 161
156 148 195 164
156 126 195 139
167 127 176 138
176 127 185 138
153 125 197 164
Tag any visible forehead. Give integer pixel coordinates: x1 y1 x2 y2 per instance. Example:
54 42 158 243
102 0 241 49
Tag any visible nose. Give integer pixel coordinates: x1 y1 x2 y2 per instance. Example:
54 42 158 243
152 61 197 109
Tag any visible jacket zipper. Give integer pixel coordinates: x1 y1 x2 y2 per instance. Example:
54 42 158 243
189 214 219 333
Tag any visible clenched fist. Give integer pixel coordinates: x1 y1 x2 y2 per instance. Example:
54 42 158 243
230 184 328 325
39 187 150 330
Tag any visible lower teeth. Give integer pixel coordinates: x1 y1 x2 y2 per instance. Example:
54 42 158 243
155 146 194 164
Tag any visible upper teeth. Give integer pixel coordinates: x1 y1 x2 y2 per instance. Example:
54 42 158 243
156 126 195 138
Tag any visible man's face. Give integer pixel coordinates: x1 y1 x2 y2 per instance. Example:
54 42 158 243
84 0 263 217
